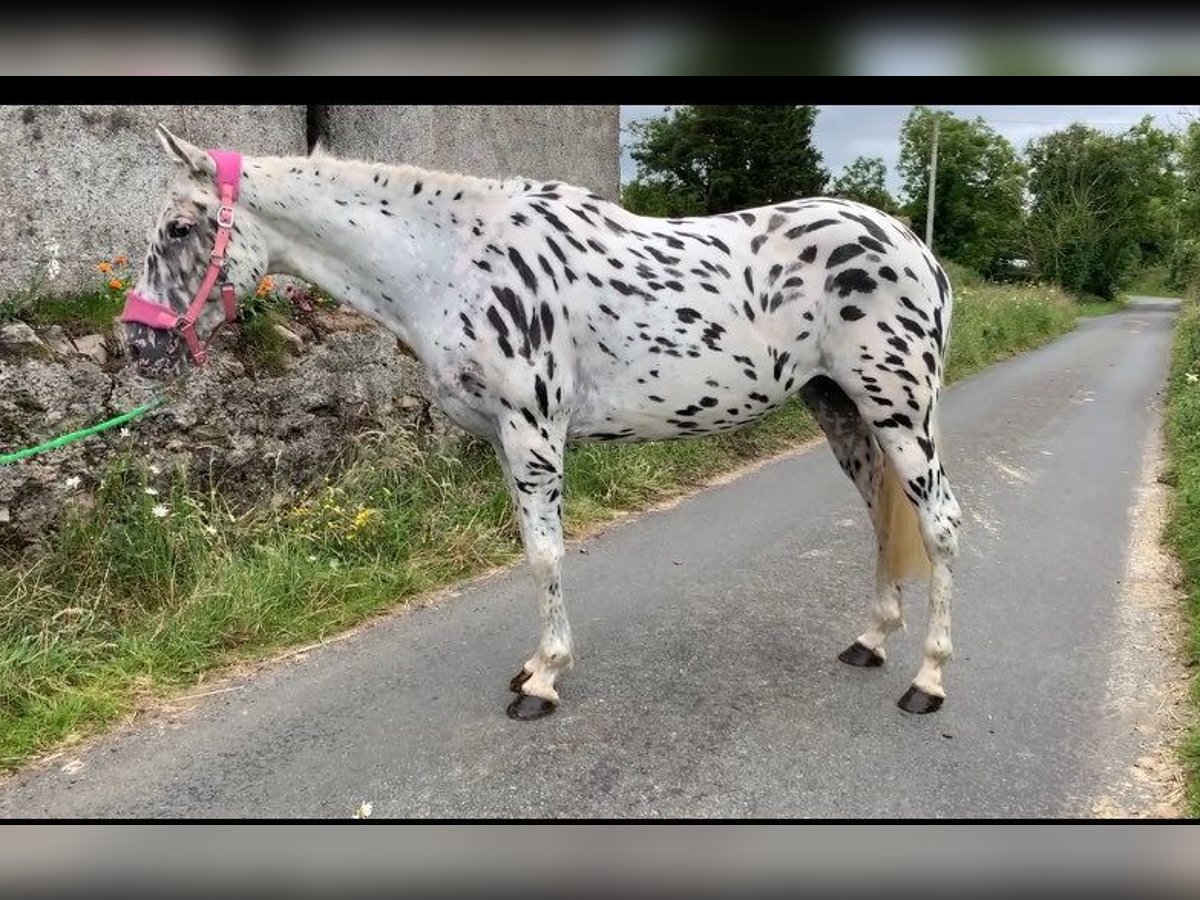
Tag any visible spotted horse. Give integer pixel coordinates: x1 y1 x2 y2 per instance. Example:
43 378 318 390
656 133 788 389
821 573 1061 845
122 125 963 720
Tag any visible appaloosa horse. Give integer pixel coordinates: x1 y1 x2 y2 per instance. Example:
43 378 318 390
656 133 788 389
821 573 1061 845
122 125 962 720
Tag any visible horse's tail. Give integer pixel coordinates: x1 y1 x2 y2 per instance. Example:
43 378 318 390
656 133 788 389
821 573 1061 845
877 435 934 585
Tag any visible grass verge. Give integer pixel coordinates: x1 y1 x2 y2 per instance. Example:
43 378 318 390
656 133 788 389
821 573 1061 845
1162 298 1200 815
0 276 1102 770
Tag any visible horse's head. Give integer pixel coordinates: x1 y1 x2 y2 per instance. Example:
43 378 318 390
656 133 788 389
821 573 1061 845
121 124 269 377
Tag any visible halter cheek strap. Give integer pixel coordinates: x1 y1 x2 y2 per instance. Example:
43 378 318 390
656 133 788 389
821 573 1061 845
120 149 243 366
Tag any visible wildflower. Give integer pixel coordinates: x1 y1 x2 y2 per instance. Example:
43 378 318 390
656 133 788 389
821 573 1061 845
96 261 113 274
143 486 159 496
352 802 373 819
149 464 161 476
108 278 124 291
1188 373 1199 384
204 525 218 536
114 255 128 266
152 505 170 518
307 555 318 563
256 276 276 298
119 428 131 438
64 475 81 490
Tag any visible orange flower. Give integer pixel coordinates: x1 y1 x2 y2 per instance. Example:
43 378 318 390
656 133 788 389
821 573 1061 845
256 276 275 297
114 255 128 266
108 278 124 290
96 261 113 274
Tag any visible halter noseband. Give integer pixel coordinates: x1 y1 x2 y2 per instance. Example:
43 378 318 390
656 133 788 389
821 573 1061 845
121 149 243 366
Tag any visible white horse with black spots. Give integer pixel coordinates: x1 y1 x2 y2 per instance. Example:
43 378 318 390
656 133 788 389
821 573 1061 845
122 125 963 720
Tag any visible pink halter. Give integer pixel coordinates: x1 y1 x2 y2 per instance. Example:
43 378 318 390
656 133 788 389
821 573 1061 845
121 149 243 366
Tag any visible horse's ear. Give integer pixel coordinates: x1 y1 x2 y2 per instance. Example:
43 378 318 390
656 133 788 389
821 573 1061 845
155 123 214 177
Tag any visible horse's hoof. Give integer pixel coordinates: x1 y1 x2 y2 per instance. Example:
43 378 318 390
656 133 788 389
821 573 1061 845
509 668 533 693
897 685 944 714
838 641 884 668
506 693 557 720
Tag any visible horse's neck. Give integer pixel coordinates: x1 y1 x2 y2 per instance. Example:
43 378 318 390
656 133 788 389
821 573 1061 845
247 154 510 355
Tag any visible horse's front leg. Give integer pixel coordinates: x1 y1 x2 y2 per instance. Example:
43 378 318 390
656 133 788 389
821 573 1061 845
493 422 572 721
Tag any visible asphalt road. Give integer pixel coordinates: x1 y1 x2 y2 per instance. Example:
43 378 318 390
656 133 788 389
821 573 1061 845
0 298 1181 818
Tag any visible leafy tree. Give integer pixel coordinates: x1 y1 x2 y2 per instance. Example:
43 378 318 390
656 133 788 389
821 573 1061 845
622 105 829 217
1122 116 1182 266
1171 120 1200 293
1181 120 1200 234
897 107 1028 276
1025 118 1182 300
829 156 897 213
619 179 691 218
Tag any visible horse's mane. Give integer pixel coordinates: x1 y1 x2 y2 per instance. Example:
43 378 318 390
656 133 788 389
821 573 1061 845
299 140 534 200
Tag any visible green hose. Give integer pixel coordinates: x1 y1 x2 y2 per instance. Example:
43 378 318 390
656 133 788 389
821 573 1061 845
0 396 166 466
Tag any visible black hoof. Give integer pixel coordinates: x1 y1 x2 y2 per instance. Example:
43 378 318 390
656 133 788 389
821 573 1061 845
897 685 944 714
506 693 557 720
509 668 533 693
838 641 885 668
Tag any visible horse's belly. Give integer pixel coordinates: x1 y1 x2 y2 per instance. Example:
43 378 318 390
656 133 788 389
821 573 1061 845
568 349 819 443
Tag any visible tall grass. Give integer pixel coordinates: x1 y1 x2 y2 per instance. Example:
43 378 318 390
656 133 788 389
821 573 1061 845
943 281 1078 382
1162 299 1200 814
0 275 1101 769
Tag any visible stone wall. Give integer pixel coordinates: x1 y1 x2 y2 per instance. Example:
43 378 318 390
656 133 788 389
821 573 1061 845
320 105 620 201
0 105 305 297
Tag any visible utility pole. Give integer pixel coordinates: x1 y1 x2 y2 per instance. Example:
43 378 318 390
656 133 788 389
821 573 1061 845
924 116 940 250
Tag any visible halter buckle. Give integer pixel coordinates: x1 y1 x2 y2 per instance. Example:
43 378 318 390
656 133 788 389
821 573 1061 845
217 205 235 228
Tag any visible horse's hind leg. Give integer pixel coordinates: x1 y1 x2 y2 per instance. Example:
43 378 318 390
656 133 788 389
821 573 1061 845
800 376 908 668
491 420 573 721
864 405 962 714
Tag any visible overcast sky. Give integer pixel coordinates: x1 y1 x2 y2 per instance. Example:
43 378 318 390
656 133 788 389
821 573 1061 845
619 105 1200 196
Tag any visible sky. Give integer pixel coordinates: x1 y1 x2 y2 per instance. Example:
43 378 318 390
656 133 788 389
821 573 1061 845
619 105 1200 196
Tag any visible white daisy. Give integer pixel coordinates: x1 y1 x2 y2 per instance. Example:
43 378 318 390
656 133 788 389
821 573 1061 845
64 475 81 490
352 801 373 819
1187 373 1198 384
204 525 218 536
143 487 159 496
119 428 131 438
152 505 170 518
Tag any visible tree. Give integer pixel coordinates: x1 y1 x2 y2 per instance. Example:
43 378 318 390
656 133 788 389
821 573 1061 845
1180 120 1200 234
1170 119 1200 293
1121 116 1182 267
829 156 897 213
897 107 1028 276
1025 118 1182 300
622 105 829 217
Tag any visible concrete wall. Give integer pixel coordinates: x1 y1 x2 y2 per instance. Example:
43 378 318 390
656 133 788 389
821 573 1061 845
1 105 621 298
321 105 620 200
0 105 305 296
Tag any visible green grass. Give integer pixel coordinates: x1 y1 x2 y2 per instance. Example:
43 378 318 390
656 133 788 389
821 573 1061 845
1125 265 1176 299
0 275 1097 770
943 280 1078 382
1076 298 1128 318
233 312 289 375
25 292 125 337
1162 299 1200 815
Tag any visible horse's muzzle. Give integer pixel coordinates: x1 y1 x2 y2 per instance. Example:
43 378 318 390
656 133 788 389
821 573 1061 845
122 322 190 379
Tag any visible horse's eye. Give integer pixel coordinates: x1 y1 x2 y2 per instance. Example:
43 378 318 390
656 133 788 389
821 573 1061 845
168 221 194 239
